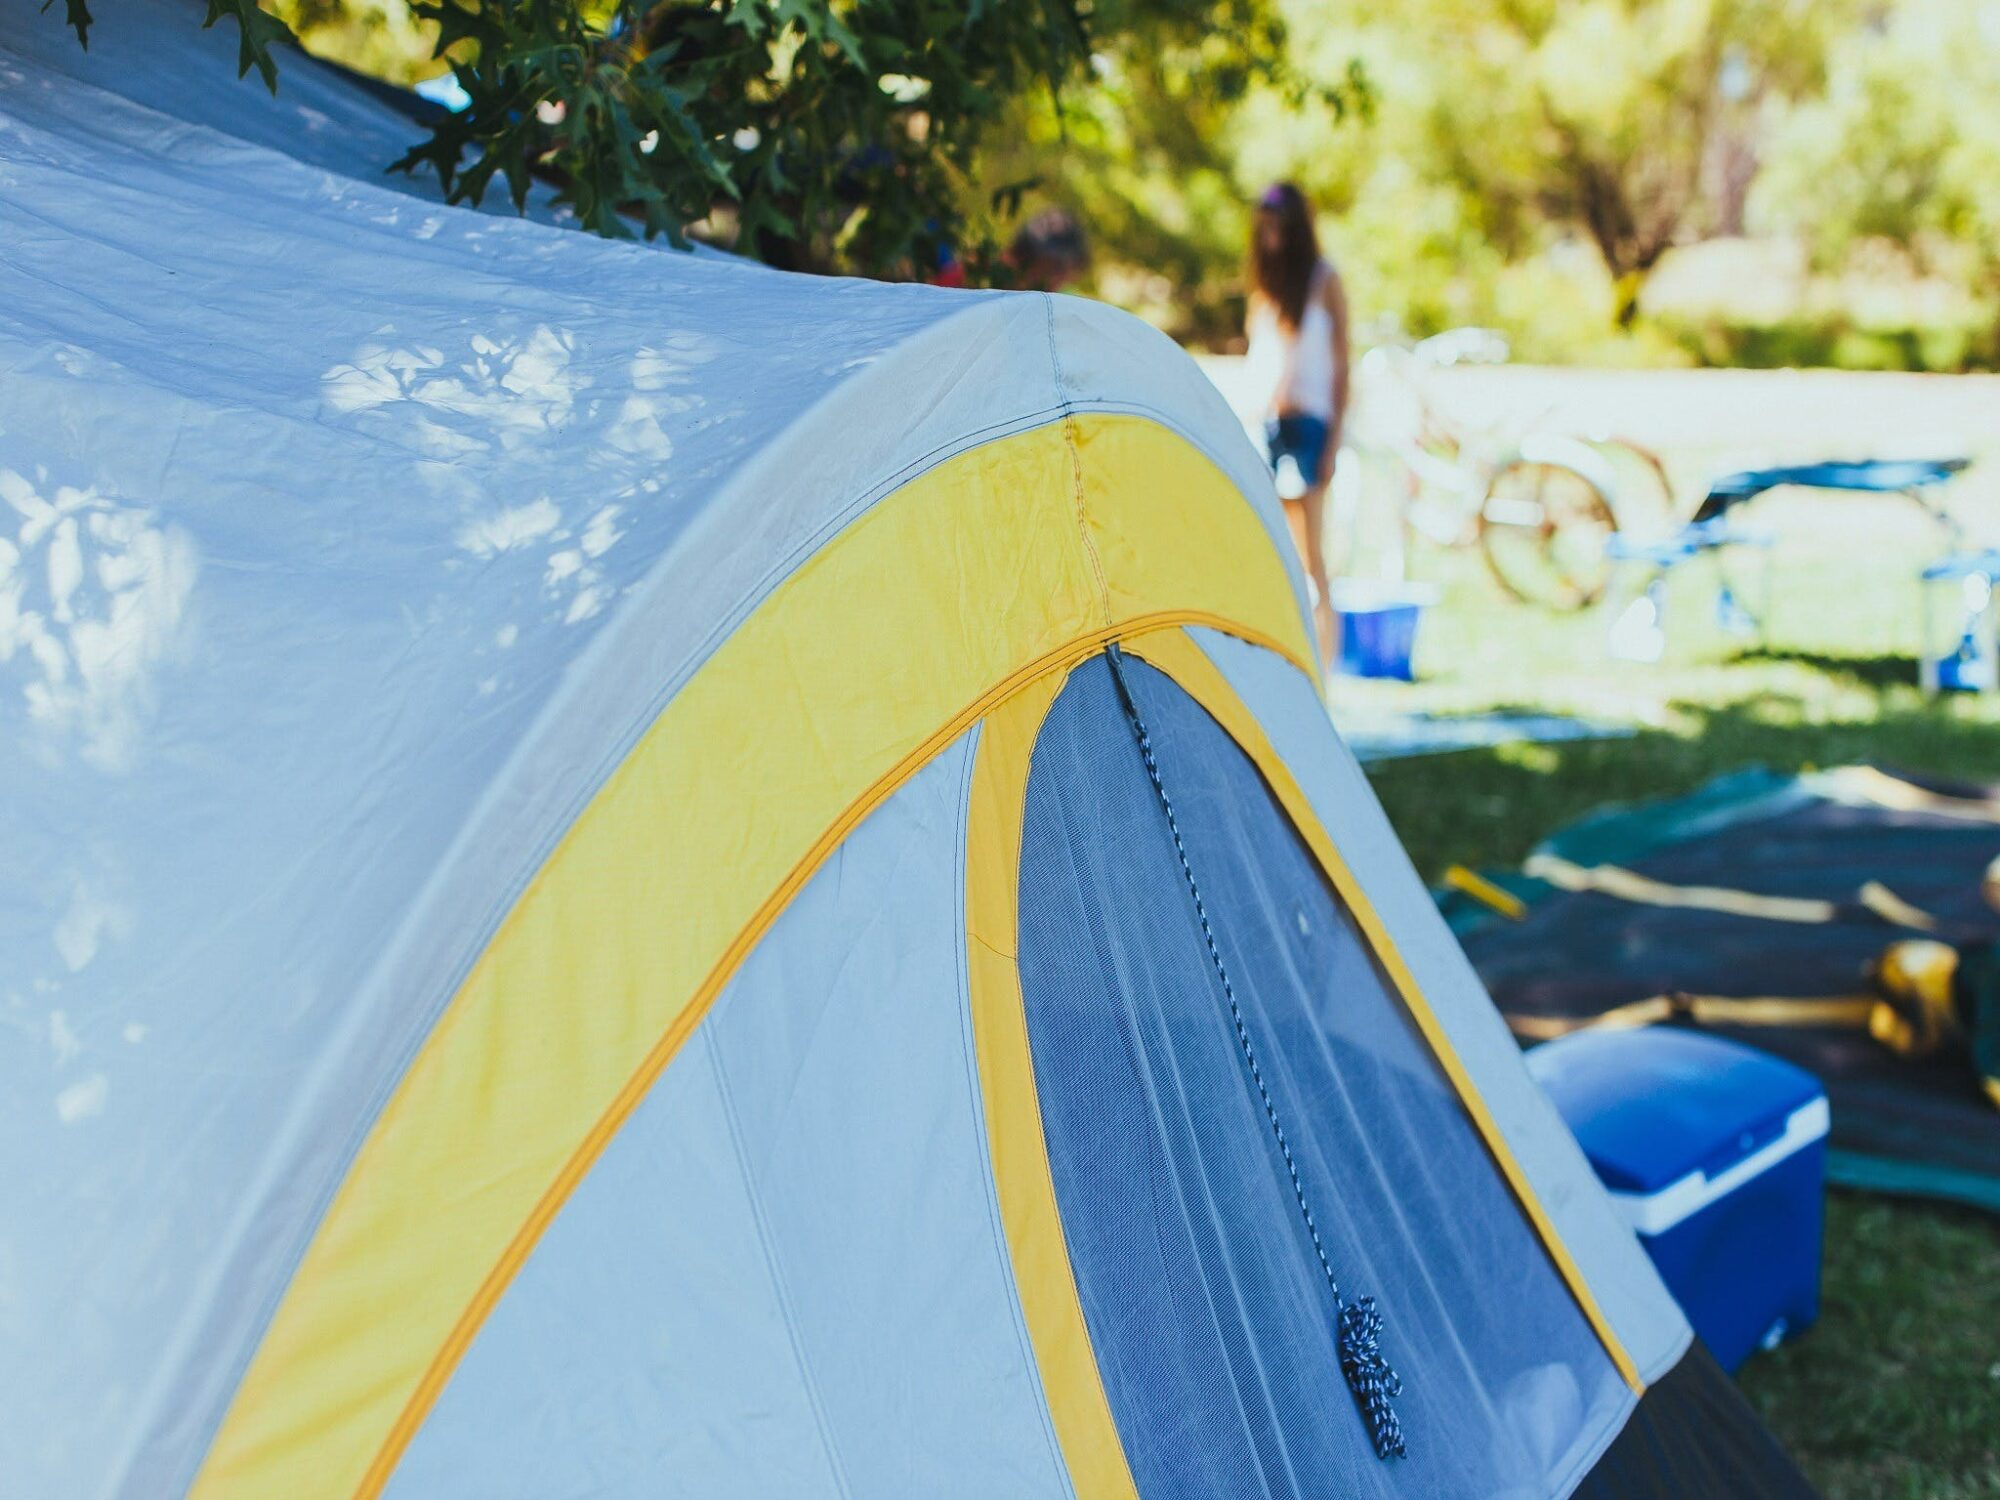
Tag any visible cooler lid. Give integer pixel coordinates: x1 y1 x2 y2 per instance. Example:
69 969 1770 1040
1526 1027 1826 1195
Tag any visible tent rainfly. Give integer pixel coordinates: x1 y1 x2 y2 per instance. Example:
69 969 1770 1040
0 5 1814 1497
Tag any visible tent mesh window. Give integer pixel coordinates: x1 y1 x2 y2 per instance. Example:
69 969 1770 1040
1014 655 1630 1499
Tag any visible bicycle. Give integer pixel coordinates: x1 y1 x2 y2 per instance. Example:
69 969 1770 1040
1349 328 1626 611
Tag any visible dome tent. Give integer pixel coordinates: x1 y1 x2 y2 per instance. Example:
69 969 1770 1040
0 8 1811 1499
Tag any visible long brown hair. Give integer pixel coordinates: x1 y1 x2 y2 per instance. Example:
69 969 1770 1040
1247 182 1319 331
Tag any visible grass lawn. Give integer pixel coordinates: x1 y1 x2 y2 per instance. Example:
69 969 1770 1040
1337 392 2000 1496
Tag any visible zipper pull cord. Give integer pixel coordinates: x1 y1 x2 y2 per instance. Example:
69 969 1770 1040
1104 645 1406 1460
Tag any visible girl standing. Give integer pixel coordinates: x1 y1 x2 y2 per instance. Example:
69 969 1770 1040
1245 182 1350 666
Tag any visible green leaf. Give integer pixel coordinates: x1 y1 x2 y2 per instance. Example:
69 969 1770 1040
411 0 500 60
388 128 470 194
724 0 771 38
43 0 93 50
200 0 297 94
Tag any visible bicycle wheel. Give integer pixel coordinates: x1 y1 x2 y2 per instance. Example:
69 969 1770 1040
1478 454 1619 610
1591 435 1676 534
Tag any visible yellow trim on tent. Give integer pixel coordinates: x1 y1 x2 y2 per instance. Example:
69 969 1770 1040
1121 628 1646 1396
190 414 1311 1500
965 669 1142 1500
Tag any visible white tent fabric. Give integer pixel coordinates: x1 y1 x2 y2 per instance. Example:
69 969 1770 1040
0 10 1306 1496
387 734 1078 1500
0 7 1697 1498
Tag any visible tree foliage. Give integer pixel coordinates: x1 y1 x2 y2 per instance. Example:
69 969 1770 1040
54 0 2000 368
1103 0 1883 351
974 1 1366 342
51 0 1330 283
1352 0 1853 325
1753 0 2000 299
981 0 1856 345
391 0 1104 271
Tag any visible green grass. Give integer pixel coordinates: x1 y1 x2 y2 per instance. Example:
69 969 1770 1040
1350 500 2000 1497
1748 1196 2000 1499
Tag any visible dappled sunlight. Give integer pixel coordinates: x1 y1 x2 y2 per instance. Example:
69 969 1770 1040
54 1071 107 1125
321 325 591 451
318 325 730 670
454 497 562 557
4 849 144 1125
0 468 199 771
52 875 132 974
320 324 722 462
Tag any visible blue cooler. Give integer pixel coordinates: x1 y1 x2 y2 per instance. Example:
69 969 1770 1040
1526 1028 1827 1372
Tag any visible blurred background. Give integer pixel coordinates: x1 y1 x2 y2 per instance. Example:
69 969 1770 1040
281 0 2000 373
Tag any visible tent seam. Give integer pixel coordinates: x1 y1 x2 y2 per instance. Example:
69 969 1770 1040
950 719 1085 1500
702 1037 858 1500
1043 293 1113 628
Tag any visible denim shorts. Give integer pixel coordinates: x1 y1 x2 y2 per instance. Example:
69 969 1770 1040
1263 413 1330 494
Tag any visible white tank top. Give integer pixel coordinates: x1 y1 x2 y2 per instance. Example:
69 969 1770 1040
1246 262 1337 420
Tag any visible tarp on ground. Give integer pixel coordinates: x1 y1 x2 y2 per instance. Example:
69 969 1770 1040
1446 765 2000 1212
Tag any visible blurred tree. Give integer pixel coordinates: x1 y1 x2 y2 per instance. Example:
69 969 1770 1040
1375 0 1853 327
987 0 1852 349
972 3 1366 343
1752 0 2000 350
269 0 437 83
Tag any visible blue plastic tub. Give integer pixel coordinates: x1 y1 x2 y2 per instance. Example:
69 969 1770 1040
1526 1028 1827 1372
1330 580 1438 681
